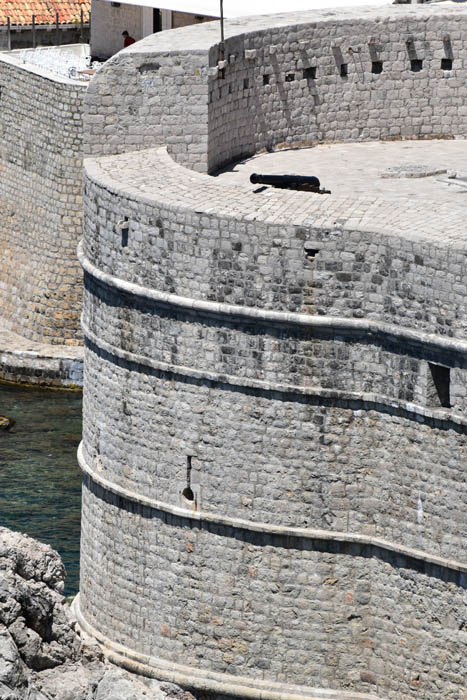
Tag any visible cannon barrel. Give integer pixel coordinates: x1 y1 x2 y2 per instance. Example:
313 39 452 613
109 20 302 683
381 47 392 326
250 172 330 194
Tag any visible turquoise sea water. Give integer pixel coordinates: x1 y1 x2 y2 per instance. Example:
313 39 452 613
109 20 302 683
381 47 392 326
0 381 82 595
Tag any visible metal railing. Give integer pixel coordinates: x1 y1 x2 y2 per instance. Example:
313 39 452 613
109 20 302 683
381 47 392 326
3 10 90 50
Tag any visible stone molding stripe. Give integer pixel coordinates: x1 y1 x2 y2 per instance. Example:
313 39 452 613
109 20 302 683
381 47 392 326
76 442 467 575
71 594 381 700
81 318 467 429
78 241 467 356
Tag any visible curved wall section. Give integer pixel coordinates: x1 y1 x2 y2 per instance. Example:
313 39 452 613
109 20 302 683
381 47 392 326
78 469 466 700
0 54 85 344
80 5 467 700
81 335 466 560
83 148 467 342
79 151 467 697
206 11 467 171
82 4 467 173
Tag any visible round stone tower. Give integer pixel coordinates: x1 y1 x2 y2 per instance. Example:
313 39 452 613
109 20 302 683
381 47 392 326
75 6 467 700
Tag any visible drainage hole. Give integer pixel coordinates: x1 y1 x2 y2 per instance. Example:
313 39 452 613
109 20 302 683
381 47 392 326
182 486 194 501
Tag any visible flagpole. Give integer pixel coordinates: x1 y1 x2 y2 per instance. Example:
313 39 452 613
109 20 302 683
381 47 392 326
220 0 224 48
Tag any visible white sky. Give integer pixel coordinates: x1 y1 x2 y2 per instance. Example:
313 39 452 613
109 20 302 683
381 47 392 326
102 0 393 16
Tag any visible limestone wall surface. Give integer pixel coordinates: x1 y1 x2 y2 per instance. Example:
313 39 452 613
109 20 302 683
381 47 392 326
79 477 466 700
83 44 208 165
82 148 467 341
206 9 467 171
83 4 467 172
80 338 466 562
78 147 467 698
90 0 146 60
0 54 85 345
79 149 467 563
79 5 467 700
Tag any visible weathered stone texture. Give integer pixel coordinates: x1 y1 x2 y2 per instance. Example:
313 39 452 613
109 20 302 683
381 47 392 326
0 527 191 699
0 55 85 345
82 274 467 409
81 345 466 561
80 479 466 700
83 50 209 168
206 13 467 171
78 5 467 700
83 4 467 173
82 151 467 341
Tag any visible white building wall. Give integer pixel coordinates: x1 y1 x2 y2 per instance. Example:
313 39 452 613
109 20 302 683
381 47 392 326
90 0 143 59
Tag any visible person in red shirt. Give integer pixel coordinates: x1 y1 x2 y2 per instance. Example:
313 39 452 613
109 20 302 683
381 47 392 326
122 31 136 48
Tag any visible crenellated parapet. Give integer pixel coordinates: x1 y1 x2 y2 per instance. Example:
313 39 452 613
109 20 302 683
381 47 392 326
84 4 467 172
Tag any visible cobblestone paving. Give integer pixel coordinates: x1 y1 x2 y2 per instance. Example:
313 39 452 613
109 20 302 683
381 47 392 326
215 139 467 204
88 140 467 247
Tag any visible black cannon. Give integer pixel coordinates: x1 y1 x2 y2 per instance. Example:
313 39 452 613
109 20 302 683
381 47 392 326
250 172 330 194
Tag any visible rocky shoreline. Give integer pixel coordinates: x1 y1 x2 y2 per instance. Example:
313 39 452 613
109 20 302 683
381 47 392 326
0 528 192 700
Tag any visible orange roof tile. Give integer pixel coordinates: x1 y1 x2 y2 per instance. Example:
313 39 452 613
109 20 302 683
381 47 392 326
0 0 90 26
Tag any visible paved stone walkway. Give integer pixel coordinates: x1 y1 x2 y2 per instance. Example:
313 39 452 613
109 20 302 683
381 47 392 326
0 321 83 386
215 139 467 205
88 140 467 247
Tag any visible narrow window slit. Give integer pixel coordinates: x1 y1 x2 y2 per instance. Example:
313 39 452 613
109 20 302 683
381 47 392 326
304 243 319 261
182 456 194 501
426 363 451 408
119 217 129 247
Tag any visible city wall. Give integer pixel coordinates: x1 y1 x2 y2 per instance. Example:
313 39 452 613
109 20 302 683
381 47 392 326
77 5 467 700
83 4 467 171
0 53 85 346
78 475 465 700
78 160 467 564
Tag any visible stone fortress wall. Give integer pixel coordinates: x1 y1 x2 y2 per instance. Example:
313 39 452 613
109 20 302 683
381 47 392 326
83 4 467 171
76 5 467 700
205 10 467 171
0 52 85 346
